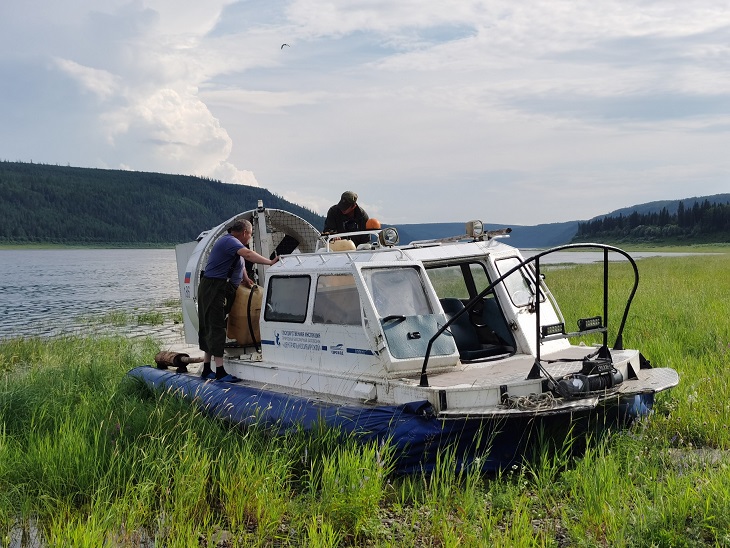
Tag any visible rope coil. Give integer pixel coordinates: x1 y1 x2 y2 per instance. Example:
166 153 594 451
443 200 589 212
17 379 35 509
502 392 558 411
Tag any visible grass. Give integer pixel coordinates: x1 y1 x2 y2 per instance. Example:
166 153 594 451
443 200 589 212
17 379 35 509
0 247 728 545
75 300 182 331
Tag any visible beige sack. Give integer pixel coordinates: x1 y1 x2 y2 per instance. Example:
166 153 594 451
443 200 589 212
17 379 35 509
226 285 262 345
330 239 356 251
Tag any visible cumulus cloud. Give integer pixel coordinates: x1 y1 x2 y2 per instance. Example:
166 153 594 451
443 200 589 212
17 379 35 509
2 0 257 186
99 87 257 184
54 58 120 100
2 0 730 223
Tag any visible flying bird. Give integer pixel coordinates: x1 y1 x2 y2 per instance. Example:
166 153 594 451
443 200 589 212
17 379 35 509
281 43 290 49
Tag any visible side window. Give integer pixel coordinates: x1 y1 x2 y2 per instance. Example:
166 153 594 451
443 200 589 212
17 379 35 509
312 275 361 326
364 267 432 317
425 262 492 299
495 257 543 307
264 276 310 323
425 265 470 299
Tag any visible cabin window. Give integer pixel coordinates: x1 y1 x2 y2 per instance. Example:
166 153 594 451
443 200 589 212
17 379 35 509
426 261 516 353
264 275 310 323
312 275 361 326
495 257 544 307
425 262 492 300
363 267 432 317
425 264 470 299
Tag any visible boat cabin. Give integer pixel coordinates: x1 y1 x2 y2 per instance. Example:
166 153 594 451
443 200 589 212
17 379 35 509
174 204 678 416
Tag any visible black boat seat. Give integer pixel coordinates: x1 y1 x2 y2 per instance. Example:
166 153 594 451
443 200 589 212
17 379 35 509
475 297 516 350
440 298 507 361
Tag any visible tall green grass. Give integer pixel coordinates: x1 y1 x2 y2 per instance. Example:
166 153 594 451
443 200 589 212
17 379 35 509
0 248 728 545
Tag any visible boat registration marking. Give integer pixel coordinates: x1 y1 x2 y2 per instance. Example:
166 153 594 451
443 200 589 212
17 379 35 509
260 336 372 355
347 347 375 355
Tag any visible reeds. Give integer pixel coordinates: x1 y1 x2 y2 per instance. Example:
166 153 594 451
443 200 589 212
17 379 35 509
1 247 728 545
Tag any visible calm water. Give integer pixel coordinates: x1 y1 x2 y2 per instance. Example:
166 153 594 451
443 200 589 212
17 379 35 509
0 249 179 340
0 247 706 341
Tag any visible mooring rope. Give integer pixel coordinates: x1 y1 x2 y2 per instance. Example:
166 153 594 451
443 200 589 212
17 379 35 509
503 391 558 411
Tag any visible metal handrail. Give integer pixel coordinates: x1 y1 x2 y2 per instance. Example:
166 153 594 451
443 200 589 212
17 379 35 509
420 243 639 387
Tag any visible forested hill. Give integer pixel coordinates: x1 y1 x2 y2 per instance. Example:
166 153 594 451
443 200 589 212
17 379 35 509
0 161 324 246
574 196 730 244
3 160 728 247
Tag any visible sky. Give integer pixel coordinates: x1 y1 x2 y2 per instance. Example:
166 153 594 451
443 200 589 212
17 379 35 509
2 1 729 226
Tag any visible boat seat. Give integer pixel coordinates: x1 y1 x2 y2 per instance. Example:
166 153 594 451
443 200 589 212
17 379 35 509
473 297 516 350
440 298 506 361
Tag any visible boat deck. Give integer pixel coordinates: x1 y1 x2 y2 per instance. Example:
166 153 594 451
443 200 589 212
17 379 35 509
425 345 599 389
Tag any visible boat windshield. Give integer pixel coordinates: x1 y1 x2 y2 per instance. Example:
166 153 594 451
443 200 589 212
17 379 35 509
363 267 432 318
494 256 544 307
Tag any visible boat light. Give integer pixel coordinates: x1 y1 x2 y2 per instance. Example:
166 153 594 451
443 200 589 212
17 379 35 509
578 316 602 331
379 227 400 247
466 220 483 238
541 322 565 337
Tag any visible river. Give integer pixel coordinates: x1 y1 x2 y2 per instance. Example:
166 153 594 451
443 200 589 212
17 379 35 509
0 249 180 341
0 247 708 342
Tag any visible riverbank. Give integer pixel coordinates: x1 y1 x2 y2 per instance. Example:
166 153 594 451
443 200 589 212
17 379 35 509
1 251 729 545
593 242 729 253
72 302 187 346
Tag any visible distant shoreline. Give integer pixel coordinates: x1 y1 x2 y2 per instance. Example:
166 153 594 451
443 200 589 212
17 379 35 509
2 242 727 253
0 242 178 250
523 243 729 254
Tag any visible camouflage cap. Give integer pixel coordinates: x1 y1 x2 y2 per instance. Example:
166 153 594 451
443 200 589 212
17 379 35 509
338 191 358 210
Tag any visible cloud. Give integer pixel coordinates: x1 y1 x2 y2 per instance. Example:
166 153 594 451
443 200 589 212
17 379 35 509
99 87 257 184
54 58 120 100
0 0 257 185
2 0 730 225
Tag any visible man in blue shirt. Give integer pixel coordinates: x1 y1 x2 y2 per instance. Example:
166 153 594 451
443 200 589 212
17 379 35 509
198 219 278 382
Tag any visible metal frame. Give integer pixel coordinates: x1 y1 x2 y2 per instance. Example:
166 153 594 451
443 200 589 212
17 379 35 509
420 243 639 387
